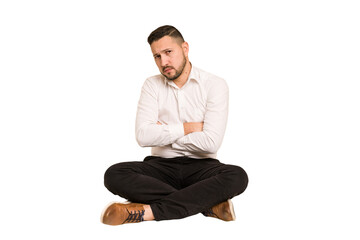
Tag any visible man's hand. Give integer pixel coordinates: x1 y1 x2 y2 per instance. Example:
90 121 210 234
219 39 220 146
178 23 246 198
183 122 204 135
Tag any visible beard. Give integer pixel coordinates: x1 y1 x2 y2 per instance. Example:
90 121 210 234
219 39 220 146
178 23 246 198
161 55 187 81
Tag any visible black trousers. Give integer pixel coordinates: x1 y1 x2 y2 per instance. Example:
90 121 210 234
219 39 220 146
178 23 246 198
104 156 248 221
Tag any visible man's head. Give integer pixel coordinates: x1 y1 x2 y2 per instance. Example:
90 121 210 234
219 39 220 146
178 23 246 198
148 25 189 81
147 25 185 45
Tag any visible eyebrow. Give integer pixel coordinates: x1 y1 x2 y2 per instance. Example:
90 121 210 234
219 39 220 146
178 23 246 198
153 48 173 57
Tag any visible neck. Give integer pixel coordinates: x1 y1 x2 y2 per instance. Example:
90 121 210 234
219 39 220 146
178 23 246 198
173 61 192 88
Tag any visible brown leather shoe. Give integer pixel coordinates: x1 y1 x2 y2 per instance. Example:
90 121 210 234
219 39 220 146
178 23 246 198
101 202 146 225
202 199 236 221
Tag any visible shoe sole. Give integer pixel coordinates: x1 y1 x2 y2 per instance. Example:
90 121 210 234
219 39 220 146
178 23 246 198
227 199 236 221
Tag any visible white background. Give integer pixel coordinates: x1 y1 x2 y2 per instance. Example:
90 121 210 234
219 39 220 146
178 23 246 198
1 0 359 239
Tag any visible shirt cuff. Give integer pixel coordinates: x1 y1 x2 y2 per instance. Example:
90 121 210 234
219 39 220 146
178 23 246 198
168 123 185 143
172 135 188 150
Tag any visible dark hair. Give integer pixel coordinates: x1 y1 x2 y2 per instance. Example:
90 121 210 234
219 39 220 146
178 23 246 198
147 25 185 45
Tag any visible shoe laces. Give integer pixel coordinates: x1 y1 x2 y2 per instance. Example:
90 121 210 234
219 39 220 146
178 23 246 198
123 209 145 224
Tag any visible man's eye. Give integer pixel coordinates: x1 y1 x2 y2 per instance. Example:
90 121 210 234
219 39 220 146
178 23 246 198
166 50 172 54
154 55 160 59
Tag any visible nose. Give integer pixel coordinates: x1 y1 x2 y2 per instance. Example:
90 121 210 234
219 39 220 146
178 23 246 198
160 55 170 67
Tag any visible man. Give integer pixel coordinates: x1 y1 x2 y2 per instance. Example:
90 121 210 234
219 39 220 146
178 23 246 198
101 25 248 225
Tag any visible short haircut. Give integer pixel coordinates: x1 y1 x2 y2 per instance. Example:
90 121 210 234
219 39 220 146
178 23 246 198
147 25 185 45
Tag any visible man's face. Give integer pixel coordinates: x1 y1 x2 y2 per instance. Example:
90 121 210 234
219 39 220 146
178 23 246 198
150 36 188 81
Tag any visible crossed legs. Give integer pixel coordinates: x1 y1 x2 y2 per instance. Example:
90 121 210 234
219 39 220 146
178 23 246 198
104 156 248 221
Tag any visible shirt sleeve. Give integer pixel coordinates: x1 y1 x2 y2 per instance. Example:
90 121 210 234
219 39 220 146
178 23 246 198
172 78 229 154
135 78 185 147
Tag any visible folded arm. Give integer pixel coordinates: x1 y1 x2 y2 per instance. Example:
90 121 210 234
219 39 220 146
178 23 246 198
172 80 229 154
135 80 185 147
136 77 229 153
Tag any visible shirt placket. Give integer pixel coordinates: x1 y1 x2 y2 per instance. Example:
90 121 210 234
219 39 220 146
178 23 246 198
177 89 186 122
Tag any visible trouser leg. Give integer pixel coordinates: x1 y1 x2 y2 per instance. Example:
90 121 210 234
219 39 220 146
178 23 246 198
104 156 181 204
104 156 248 221
150 158 248 221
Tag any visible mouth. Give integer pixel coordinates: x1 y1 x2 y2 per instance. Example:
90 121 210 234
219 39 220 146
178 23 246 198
163 67 173 73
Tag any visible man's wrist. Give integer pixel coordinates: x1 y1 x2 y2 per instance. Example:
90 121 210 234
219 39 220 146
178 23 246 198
183 122 204 135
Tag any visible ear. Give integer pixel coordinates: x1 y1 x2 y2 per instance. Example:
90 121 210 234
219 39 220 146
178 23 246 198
182 41 189 57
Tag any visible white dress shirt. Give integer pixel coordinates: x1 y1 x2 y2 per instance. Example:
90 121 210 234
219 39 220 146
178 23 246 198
135 66 229 159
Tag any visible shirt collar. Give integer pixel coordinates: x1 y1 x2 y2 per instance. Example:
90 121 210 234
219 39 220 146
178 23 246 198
188 66 200 83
